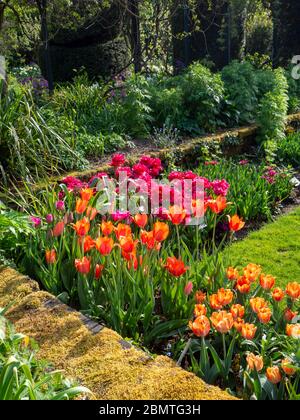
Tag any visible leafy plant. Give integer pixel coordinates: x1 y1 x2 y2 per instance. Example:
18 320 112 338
0 78 83 184
257 69 289 160
277 132 300 168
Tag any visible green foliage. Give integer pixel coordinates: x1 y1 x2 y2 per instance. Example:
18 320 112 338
257 68 289 159
276 132 300 168
221 60 277 127
0 78 84 184
222 61 259 125
0 309 89 400
285 67 300 113
197 159 293 221
0 201 34 264
149 63 225 134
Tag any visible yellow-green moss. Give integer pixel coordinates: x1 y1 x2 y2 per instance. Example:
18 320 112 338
0 267 236 400
0 266 39 308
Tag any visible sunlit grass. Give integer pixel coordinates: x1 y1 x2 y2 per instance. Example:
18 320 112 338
224 207 300 287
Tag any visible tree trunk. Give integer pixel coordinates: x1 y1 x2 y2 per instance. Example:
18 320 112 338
0 3 5 32
37 0 54 92
129 0 142 73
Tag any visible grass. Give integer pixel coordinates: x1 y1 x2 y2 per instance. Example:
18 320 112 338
223 206 300 288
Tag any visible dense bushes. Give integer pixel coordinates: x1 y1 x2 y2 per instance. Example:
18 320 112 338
257 69 289 158
2 60 300 184
277 132 300 168
0 78 84 184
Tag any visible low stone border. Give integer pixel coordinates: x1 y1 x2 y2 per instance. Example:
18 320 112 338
0 266 236 400
31 112 300 190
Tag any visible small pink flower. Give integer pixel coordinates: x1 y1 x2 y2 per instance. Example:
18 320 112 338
110 153 125 167
30 216 41 228
184 281 193 296
55 200 65 211
46 214 54 224
205 161 219 166
111 211 131 222
211 180 230 196
239 160 249 166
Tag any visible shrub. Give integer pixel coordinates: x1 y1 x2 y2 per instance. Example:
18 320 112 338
222 61 259 125
180 63 225 132
277 132 300 168
0 201 34 265
285 66 300 113
257 69 289 159
0 78 83 184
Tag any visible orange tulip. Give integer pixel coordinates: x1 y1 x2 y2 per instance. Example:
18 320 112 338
45 249 56 264
209 294 223 310
286 282 300 300
72 217 90 237
243 264 261 282
195 290 206 304
75 198 89 214
286 324 300 338
194 304 207 317
86 206 97 221
140 230 157 250
234 317 245 333
210 311 234 334
246 353 264 372
228 215 245 232
95 264 104 280
241 323 257 340
168 205 187 225
119 236 138 254
189 315 210 337
80 188 93 202
217 288 234 306
250 297 268 314
266 366 282 384
101 221 114 236
272 287 285 302
207 196 227 214
95 237 114 256
191 199 206 218
226 267 239 281
236 276 251 294
133 214 148 228
260 274 275 290
153 222 169 242
165 257 188 277
75 256 91 275
281 358 296 376
284 308 298 322
52 221 65 237
230 304 245 320
257 307 272 324
115 223 132 240
83 235 95 253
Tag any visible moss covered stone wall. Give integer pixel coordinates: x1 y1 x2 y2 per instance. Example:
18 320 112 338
0 266 236 400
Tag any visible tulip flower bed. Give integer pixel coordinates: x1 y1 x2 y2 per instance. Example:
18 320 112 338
185 266 300 400
195 159 294 221
14 154 300 400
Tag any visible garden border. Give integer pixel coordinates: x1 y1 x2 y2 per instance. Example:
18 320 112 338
34 112 300 189
0 266 236 400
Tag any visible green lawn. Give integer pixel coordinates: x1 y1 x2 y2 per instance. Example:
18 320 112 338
223 207 300 288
